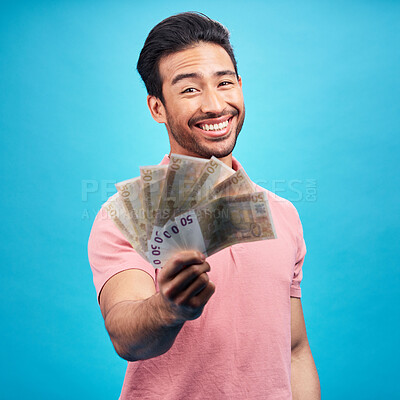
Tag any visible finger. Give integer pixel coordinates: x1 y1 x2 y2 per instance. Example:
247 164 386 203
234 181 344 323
167 262 210 297
162 251 205 279
174 272 212 306
175 281 215 321
191 280 215 307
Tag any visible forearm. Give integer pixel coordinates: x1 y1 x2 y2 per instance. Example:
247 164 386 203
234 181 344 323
291 345 321 400
104 292 184 361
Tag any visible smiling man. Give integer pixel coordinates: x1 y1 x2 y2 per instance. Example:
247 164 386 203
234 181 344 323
149 42 244 163
88 12 320 400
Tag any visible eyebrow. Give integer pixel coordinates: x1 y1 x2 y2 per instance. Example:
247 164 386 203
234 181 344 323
171 70 237 86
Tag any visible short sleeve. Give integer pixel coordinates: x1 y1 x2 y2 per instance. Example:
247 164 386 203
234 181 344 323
87 206 156 303
290 209 306 298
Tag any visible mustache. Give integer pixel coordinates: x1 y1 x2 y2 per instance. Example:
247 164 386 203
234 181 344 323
189 109 239 126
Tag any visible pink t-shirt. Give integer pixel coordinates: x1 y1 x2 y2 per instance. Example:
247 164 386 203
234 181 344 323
88 156 306 400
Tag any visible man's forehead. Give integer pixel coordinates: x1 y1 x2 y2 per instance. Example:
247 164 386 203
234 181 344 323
159 43 235 84
171 70 236 86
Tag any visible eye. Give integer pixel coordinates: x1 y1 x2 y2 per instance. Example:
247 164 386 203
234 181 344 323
182 87 197 94
219 81 233 87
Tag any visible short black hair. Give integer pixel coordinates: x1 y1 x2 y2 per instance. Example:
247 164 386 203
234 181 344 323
137 11 238 104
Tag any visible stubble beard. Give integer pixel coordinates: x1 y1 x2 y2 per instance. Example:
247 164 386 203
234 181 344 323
166 106 246 159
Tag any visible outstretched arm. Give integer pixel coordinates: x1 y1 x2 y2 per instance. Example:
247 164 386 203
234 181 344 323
291 297 321 400
100 251 215 361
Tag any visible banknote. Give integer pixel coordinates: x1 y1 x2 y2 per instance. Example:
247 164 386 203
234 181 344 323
140 165 168 239
148 191 276 268
109 157 277 269
103 194 149 261
179 156 235 211
178 191 276 257
153 154 208 230
147 222 184 268
203 168 256 203
115 177 148 252
169 154 208 200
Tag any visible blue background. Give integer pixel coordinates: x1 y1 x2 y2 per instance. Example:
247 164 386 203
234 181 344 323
0 0 399 398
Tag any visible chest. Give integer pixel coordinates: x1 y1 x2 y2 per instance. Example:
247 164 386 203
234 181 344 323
208 222 297 298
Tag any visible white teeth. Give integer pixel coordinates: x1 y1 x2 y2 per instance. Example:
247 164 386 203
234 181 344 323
199 119 229 131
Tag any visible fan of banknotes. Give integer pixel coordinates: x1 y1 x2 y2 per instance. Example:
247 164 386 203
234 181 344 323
103 154 277 268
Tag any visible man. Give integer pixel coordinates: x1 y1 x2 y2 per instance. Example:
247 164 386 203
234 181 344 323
88 11 320 399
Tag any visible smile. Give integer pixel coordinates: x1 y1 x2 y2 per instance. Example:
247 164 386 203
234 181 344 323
199 119 229 131
194 116 233 138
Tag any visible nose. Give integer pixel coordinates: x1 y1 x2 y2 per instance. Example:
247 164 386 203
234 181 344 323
200 88 225 115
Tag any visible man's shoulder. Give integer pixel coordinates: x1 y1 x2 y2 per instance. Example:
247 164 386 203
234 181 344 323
233 157 300 219
255 184 300 218
88 193 121 246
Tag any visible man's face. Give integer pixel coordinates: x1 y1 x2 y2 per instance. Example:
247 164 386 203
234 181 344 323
155 42 245 159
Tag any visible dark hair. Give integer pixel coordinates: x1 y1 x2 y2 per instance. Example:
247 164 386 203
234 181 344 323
137 11 238 104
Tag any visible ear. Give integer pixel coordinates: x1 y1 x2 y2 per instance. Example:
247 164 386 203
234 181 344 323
147 95 167 123
238 75 242 89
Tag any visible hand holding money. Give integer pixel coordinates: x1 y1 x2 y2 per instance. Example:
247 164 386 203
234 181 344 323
104 154 277 268
157 251 215 324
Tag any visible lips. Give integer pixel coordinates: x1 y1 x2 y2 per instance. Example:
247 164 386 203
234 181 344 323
195 115 231 128
193 116 233 138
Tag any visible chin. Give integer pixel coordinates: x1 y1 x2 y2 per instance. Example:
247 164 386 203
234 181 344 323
199 137 238 159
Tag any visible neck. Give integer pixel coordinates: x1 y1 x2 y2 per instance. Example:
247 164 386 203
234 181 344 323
168 136 233 168
168 148 233 169
216 154 233 168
